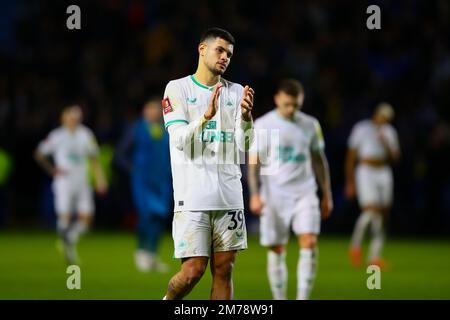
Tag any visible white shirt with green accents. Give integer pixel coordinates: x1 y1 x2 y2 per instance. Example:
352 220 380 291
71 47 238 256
250 110 325 200
163 75 254 212
37 125 99 185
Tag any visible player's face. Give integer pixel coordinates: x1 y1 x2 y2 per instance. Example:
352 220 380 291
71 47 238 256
200 37 233 76
143 101 162 123
274 91 304 119
373 113 391 125
62 106 82 128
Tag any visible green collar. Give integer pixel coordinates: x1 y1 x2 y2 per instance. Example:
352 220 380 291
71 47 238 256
190 75 219 91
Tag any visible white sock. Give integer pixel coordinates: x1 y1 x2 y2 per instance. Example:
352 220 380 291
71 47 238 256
68 220 89 243
267 251 287 300
297 248 317 300
350 211 374 248
368 213 384 261
162 295 168 300
57 218 70 238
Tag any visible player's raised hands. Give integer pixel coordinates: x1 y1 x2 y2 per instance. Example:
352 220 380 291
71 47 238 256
241 85 254 121
204 83 222 120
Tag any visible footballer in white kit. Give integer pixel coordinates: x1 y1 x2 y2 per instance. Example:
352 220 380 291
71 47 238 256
248 79 333 300
345 103 400 268
161 28 254 300
35 105 107 265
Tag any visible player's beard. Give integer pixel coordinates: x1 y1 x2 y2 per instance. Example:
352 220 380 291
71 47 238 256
207 61 226 76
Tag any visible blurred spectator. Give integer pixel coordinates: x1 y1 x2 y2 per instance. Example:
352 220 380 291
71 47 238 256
115 97 172 272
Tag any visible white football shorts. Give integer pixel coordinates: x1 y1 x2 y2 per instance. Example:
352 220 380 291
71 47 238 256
355 164 393 208
172 209 248 259
259 191 320 247
52 180 94 216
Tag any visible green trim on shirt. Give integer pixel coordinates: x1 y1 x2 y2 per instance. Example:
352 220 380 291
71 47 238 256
165 119 189 129
190 75 215 91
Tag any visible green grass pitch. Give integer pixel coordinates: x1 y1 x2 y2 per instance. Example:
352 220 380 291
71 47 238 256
0 231 449 300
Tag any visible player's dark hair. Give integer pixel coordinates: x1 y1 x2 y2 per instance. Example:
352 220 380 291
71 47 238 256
200 27 235 45
277 79 304 97
145 95 162 107
60 101 81 114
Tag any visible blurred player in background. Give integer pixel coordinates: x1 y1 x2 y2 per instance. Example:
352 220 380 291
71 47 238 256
345 103 400 268
161 27 254 300
248 79 333 300
116 97 172 273
34 105 107 265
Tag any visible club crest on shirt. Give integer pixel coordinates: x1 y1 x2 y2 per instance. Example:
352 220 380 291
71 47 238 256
162 97 173 114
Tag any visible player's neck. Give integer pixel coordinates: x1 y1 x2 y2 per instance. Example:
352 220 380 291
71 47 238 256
64 124 78 132
193 66 221 87
275 109 295 122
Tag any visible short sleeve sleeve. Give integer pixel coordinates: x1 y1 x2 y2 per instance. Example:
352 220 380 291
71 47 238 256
387 126 400 153
37 131 58 156
85 129 100 157
162 81 188 130
348 124 361 150
311 119 325 152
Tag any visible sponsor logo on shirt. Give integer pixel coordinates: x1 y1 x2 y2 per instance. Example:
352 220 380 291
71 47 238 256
278 146 307 163
205 120 216 130
67 152 82 164
201 121 234 143
186 97 197 104
201 131 234 143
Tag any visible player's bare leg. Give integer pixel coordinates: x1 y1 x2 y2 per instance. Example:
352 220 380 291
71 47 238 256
297 233 318 300
210 251 236 300
163 257 208 300
267 245 287 300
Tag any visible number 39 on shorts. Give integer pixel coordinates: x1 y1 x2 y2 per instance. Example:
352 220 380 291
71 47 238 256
227 210 244 230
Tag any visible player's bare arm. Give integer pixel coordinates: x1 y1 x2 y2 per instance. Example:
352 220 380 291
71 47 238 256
344 148 357 199
248 153 263 216
90 156 108 195
311 149 333 220
34 149 65 177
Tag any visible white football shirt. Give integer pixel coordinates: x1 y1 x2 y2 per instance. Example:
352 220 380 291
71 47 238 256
250 110 325 201
163 75 254 212
348 119 399 160
37 125 99 185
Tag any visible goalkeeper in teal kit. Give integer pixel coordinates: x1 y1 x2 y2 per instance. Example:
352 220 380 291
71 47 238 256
116 98 172 272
